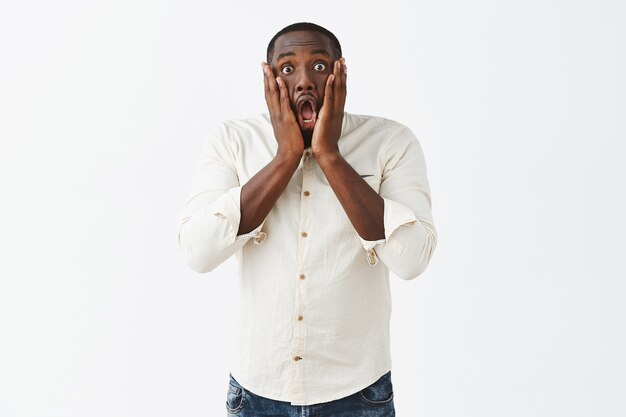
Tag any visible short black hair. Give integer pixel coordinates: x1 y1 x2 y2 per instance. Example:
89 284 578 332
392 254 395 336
266 22 342 64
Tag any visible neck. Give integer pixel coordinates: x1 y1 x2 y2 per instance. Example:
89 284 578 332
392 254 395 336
302 131 312 150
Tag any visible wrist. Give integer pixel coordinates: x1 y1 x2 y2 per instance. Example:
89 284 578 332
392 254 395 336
274 148 303 166
314 148 342 165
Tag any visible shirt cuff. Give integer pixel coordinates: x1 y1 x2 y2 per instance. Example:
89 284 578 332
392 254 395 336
381 197 418 239
235 223 267 244
212 186 267 245
358 198 418 264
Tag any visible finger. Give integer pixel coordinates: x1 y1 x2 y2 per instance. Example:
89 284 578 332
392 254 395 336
262 62 280 111
334 58 346 109
321 74 335 116
276 76 293 116
262 62 270 98
339 58 348 109
264 63 279 100
333 59 344 107
333 59 342 93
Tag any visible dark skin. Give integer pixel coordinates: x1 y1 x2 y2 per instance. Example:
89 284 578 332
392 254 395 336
237 30 385 241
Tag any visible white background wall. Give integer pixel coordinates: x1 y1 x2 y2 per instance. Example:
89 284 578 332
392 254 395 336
1 0 624 416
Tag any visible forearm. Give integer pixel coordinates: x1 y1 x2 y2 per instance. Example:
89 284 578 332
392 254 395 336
316 151 385 241
238 151 300 234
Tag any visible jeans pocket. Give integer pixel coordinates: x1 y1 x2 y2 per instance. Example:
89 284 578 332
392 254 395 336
359 371 394 406
225 374 245 413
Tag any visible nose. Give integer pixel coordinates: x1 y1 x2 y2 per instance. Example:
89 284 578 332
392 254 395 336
295 69 315 92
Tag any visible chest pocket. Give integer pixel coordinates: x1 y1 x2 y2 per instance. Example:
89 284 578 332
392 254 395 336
317 169 382 194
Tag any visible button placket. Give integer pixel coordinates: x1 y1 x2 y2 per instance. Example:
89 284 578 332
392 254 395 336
288 149 313 401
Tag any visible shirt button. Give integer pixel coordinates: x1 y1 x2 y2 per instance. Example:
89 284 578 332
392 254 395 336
366 248 379 266
294 356 303 361
297 315 303 321
299 274 306 280
301 231 308 238
303 191 310 197
253 231 267 245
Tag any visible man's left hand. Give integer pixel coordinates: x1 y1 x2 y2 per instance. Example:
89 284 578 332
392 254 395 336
311 57 347 158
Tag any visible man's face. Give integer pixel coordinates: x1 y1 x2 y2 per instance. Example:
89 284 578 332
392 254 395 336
269 30 337 134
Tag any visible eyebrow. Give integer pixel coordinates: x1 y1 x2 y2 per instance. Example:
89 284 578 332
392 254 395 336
276 49 331 62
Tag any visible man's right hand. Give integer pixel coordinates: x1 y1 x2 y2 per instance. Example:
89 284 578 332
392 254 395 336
231 64 303 235
262 62 304 160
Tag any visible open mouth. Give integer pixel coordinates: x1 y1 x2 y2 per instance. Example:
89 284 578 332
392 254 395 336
296 95 318 128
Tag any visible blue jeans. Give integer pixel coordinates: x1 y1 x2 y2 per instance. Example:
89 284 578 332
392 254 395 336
225 371 396 416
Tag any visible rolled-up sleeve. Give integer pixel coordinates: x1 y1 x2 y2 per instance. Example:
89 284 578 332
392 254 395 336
359 125 437 280
177 123 265 274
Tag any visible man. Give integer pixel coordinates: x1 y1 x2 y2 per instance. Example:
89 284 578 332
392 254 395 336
177 22 437 416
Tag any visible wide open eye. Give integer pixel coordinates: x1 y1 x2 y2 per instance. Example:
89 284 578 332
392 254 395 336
281 66 294 74
313 63 326 71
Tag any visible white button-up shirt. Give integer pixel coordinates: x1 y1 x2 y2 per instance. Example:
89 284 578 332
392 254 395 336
177 111 437 405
